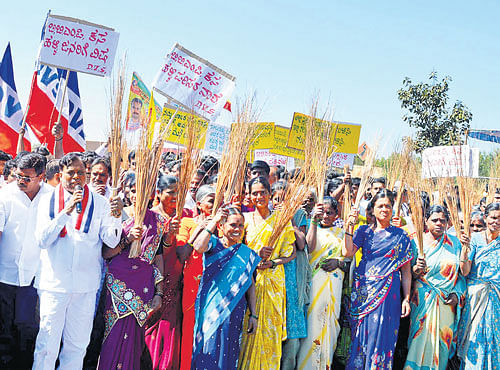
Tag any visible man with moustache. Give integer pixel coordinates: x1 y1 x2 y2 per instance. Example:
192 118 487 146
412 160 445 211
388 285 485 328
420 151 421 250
32 152 122 370
0 153 50 368
89 157 112 198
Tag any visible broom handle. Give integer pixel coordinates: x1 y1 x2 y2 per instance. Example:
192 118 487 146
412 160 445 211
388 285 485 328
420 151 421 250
394 179 405 218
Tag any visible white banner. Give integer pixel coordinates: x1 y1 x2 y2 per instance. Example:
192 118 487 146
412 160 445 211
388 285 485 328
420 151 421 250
254 149 295 169
38 14 119 77
153 43 235 122
203 123 230 159
327 152 355 168
422 145 479 178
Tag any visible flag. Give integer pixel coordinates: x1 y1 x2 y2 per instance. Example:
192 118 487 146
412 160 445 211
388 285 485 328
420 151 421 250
468 129 500 144
0 43 30 156
25 65 85 153
223 100 231 112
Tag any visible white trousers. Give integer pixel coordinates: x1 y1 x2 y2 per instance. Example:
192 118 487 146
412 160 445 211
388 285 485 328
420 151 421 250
32 290 97 370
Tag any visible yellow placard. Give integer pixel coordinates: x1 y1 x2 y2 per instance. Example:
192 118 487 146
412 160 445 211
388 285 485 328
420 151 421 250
287 112 361 154
159 107 208 148
250 122 275 150
271 126 305 160
331 123 361 154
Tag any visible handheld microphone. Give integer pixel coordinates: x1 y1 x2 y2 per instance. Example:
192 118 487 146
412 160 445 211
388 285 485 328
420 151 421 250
75 185 83 214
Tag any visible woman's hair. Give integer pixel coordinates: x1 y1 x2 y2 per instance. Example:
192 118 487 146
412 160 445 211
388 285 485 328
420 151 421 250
369 188 395 209
271 180 287 196
484 202 500 217
470 210 485 224
425 204 449 221
123 172 136 187
323 196 338 214
249 176 271 194
157 174 178 192
226 207 243 217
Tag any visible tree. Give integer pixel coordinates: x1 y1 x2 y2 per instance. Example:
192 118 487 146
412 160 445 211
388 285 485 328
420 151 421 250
397 72 473 153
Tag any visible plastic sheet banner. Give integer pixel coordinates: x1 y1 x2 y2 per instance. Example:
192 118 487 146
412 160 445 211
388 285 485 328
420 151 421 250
153 43 235 122
38 13 119 76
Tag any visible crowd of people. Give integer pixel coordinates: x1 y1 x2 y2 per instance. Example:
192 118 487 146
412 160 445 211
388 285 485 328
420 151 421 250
0 145 499 370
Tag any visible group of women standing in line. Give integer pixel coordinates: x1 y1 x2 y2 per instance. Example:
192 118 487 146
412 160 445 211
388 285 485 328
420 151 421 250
95 168 500 370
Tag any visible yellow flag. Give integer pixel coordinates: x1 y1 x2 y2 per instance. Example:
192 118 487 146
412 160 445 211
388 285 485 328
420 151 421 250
147 91 157 148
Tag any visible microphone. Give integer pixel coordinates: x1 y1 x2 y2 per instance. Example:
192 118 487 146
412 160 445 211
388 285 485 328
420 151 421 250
75 185 83 214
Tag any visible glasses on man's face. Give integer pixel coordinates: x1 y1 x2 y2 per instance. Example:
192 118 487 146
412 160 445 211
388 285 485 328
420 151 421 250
15 173 38 183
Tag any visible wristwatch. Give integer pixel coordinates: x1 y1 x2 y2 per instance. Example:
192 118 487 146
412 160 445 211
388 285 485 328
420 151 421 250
270 260 277 269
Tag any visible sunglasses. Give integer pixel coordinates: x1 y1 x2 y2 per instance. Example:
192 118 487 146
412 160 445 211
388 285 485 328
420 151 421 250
15 173 38 183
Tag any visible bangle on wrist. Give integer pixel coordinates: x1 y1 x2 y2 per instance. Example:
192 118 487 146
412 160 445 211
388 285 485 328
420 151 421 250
249 313 258 320
204 228 214 236
345 232 353 237
55 136 63 142
155 291 164 298
270 260 277 269
311 220 319 226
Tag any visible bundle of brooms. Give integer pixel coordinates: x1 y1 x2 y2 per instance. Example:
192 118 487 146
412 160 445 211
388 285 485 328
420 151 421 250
265 167 316 255
108 57 127 217
393 138 414 217
406 158 425 256
303 104 335 204
176 113 205 217
212 96 261 216
129 105 176 258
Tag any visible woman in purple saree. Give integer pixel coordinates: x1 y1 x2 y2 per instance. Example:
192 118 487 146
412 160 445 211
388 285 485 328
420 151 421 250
343 189 413 369
97 178 167 370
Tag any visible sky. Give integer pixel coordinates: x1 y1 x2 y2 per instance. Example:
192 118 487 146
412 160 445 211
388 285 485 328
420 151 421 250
1 0 499 156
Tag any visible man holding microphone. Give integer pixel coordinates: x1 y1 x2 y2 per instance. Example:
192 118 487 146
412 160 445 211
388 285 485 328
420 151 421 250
32 152 123 370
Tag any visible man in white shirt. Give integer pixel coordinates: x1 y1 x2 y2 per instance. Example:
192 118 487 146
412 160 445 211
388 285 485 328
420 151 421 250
0 153 50 368
32 152 122 370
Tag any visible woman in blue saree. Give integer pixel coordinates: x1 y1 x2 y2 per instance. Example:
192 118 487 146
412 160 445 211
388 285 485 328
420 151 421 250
190 206 260 369
343 189 413 369
458 202 500 369
405 205 467 369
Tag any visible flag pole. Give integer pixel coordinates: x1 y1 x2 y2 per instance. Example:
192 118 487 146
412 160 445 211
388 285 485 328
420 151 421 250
55 69 70 129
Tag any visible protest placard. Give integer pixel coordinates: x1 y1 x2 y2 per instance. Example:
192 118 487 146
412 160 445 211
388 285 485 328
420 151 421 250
287 112 361 154
38 14 119 77
254 149 295 169
125 72 162 131
327 152 355 168
159 106 209 148
421 145 479 178
152 43 235 122
204 123 231 158
270 125 305 160
250 122 275 150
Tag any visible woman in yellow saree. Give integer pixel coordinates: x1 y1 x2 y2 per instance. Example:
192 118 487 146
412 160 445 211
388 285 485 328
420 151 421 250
238 176 295 370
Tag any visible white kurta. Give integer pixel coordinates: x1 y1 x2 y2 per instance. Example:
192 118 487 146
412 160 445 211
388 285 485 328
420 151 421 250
33 185 121 370
0 182 51 286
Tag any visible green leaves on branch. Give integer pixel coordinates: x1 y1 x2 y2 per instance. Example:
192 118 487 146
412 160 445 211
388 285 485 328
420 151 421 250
397 72 472 152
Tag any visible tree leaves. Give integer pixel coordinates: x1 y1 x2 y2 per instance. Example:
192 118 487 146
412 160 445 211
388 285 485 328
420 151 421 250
397 72 472 152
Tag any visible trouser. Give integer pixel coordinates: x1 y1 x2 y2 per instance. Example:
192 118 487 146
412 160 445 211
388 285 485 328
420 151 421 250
0 281 38 367
33 290 96 370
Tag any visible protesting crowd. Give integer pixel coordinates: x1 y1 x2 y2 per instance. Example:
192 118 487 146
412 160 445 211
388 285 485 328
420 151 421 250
0 127 499 370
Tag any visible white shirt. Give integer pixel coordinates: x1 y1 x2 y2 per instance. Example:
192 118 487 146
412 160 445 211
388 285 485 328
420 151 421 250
0 182 52 286
35 186 122 293
89 183 112 199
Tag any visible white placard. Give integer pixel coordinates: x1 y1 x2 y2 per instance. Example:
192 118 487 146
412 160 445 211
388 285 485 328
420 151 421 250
38 14 119 77
153 43 236 122
422 145 479 178
254 149 295 169
203 123 231 159
327 152 355 168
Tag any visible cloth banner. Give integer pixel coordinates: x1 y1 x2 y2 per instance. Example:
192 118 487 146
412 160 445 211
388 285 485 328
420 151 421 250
468 129 500 144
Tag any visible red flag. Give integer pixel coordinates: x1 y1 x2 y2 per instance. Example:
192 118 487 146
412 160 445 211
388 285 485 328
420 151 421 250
223 100 232 112
0 43 30 155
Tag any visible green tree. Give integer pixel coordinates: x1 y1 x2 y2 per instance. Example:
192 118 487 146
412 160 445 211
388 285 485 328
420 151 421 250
397 72 473 152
